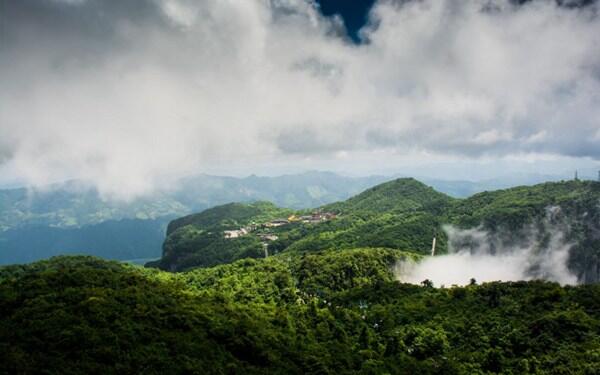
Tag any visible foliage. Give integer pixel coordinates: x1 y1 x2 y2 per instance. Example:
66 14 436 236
151 202 292 271
155 179 600 281
0 172 390 264
323 177 455 215
2 255 600 374
166 201 292 235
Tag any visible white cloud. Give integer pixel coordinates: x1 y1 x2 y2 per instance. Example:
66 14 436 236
0 0 599 198
397 219 579 287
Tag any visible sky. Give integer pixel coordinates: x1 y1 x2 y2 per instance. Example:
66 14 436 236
0 0 599 198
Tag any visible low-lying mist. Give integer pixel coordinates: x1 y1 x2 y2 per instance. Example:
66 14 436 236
396 207 579 286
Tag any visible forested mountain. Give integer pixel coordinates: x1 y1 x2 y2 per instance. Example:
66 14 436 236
323 178 455 214
3 172 588 265
3 178 600 373
0 172 390 264
152 179 600 283
2 255 599 374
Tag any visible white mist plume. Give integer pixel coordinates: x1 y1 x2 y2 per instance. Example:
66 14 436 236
397 207 579 286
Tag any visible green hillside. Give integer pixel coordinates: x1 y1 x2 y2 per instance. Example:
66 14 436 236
450 180 600 228
150 202 293 271
2 255 599 374
152 179 600 281
0 172 390 265
324 177 455 215
166 201 292 235
152 179 450 271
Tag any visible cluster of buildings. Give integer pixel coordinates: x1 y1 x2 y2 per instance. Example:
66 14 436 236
223 211 337 240
287 212 337 224
223 228 249 239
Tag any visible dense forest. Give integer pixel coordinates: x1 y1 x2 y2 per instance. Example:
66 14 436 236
2 178 600 373
151 179 600 283
1 254 600 374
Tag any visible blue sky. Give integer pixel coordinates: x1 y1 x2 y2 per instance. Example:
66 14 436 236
316 0 377 41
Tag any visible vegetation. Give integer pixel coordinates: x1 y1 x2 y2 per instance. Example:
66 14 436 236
155 179 600 280
323 177 455 215
150 202 293 271
0 172 390 264
3 178 600 373
2 254 600 374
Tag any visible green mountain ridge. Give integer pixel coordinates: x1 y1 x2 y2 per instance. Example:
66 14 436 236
323 178 455 214
152 179 600 282
3 178 600 373
0 172 391 265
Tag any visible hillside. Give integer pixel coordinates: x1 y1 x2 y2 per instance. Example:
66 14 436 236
149 202 294 271
324 178 455 214
2 255 600 374
0 172 390 265
152 178 451 271
152 179 600 282
166 201 292 236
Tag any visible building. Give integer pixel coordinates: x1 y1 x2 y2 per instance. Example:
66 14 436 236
267 219 289 227
223 228 248 239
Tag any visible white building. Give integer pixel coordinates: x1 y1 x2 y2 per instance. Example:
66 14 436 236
223 228 248 239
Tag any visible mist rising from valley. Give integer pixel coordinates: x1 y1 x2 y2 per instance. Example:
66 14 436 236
397 207 580 286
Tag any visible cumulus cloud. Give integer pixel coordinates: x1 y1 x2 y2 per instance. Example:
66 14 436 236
0 0 599 198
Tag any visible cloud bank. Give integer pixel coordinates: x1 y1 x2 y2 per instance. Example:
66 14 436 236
397 211 579 286
1 0 599 198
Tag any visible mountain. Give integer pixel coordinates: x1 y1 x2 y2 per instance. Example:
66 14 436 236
0 172 391 231
3 172 597 266
323 178 455 214
153 179 600 282
2 255 599 373
0 172 391 265
152 202 294 271
3 178 600 373
149 178 449 271
166 201 293 236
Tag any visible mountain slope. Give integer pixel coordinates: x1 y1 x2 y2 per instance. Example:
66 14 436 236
2 255 600 374
166 201 292 236
0 172 390 265
449 180 600 283
150 202 293 271
153 179 600 281
324 177 455 214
